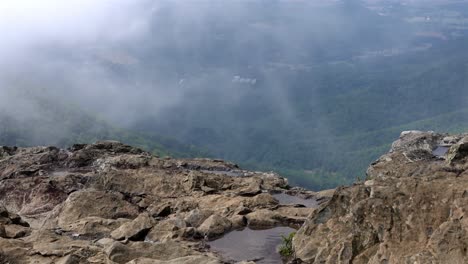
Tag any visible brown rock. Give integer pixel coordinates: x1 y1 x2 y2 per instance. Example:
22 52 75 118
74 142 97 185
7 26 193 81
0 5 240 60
148 202 172 218
4 224 30 239
55 254 81 264
0 141 311 263
294 131 468 264
197 214 232 239
245 210 281 229
184 209 213 227
105 241 195 263
58 190 140 226
146 218 187 242
229 215 247 229
59 216 130 237
250 193 279 208
111 212 154 241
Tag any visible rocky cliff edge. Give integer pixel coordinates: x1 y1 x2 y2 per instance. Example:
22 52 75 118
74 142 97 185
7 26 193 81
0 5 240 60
294 131 468 264
0 141 320 264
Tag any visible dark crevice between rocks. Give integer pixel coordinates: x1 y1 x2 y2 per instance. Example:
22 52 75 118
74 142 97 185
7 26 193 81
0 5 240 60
350 230 380 263
153 205 172 218
130 228 152 241
238 190 262 197
313 206 332 225
69 144 87 151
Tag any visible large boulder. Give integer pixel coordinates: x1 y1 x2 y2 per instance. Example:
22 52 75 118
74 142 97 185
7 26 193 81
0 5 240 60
105 241 196 264
184 209 213 227
111 212 155 241
294 131 468 264
197 214 232 240
146 218 190 242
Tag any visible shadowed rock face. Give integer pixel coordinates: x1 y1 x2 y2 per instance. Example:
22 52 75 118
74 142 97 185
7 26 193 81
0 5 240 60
294 131 468 264
0 141 320 263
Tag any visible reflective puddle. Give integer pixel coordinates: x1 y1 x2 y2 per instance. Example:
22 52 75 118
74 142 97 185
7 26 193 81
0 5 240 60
432 146 450 157
208 227 295 263
272 193 317 208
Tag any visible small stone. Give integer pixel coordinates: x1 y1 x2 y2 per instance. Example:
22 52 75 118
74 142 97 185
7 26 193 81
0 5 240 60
4 224 30 239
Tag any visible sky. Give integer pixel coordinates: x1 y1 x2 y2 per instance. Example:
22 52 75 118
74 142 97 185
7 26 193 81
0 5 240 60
0 0 275 123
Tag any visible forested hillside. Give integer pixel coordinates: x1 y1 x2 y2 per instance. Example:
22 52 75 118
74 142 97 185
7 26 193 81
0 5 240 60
132 1 468 189
0 91 207 159
2 0 468 190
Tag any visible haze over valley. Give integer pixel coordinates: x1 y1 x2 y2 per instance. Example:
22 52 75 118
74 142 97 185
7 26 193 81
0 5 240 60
2 0 468 189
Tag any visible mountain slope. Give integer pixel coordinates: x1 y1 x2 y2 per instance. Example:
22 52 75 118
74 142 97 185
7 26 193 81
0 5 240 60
0 92 206 159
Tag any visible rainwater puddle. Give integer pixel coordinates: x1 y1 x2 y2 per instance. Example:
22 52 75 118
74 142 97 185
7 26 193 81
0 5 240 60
432 146 449 157
208 227 295 263
272 193 318 208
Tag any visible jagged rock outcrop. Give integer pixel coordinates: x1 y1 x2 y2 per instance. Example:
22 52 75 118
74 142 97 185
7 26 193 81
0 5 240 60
294 131 468 264
0 141 318 263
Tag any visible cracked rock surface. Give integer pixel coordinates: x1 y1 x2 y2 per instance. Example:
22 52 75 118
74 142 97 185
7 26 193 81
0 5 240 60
294 131 468 264
0 141 319 263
